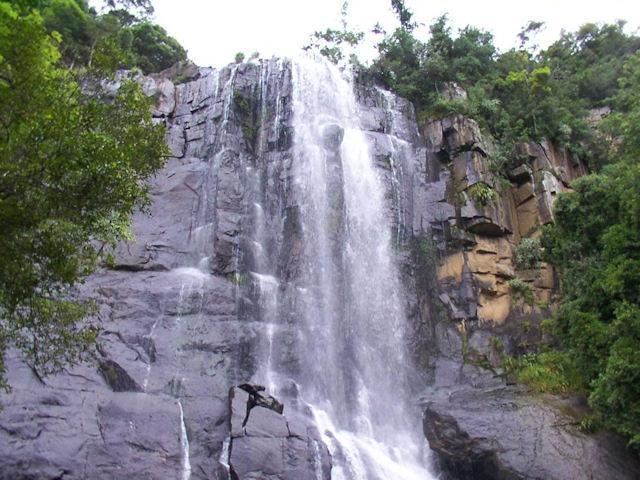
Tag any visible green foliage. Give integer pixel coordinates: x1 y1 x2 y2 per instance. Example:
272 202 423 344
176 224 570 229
390 0 413 31
304 27 363 64
504 351 583 394
420 96 469 121
303 1 363 64
508 278 534 305
542 150 640 445
515 237 542 269
35 0 186 73
467 182 496 206
367 14 639 173
360 1 640 448
601 51 640 164
542 21 640 106
234 51 245 63
0 2 167 388
128 22 186 73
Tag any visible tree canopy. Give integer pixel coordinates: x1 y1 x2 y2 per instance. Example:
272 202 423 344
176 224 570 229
0 0 170 388
541 51 640 447
29 0 187 73
368 11 639 172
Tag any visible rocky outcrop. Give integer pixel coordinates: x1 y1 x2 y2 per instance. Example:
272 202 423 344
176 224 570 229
0 60 425 479
415 94 640 479
422 384 640 480
420 112 586 342
0 61 289 479
226 384 331 480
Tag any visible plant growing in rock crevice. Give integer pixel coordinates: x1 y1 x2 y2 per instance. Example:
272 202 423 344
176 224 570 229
233 90 260 150
467 182 496 206
508 277 535 305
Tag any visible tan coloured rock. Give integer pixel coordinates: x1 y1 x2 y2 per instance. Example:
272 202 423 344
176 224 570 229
473 272 497 291
475 237 512 259
437 252 465 283
467 250 495 275
516 197 539 237
478 293 511 324
536 288 552 303
494 263 515 279
514 182 535 206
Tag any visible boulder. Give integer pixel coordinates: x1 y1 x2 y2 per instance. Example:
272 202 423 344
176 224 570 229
423 385 640 480
226 385 331 480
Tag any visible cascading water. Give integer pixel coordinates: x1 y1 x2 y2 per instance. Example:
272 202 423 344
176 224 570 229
147 56 435 479
248 56 437 479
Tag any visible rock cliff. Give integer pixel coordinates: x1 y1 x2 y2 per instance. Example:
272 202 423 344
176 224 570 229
0 60 637 480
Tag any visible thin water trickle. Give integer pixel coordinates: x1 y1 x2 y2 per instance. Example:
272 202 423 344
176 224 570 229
178 400 191 480
219 437 232 480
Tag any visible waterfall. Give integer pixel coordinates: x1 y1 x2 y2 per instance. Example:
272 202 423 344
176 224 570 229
249 56 436 479
159 56 434 479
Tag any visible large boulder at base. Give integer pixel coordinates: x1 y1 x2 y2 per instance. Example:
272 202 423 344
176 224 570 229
422 385 640 480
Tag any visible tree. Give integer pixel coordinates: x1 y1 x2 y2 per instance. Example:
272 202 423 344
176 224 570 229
42 0 94 66
129 21 187 73
526 51 640 447
33 0 187 73
303 1 363 64
602 51 640 162
542 161 640 447
390 0 414 31
0 3 167 389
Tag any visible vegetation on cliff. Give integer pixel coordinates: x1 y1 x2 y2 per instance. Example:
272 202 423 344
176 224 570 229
36 0 186 73
541 55 640 446
0 0 184 388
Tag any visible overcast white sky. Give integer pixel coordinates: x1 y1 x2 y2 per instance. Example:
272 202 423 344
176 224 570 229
143 0 639 68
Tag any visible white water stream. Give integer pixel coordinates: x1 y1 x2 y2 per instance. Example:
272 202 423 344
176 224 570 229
249 56 436 479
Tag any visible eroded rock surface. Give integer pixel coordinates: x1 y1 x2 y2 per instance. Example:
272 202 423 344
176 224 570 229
0 60 424 479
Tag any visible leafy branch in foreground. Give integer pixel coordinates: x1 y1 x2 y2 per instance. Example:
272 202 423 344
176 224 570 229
0 3 167 389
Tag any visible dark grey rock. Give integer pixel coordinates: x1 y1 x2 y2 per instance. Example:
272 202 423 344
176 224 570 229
423 385 640 480
321 123 344 152
98 359 142 392
244 406 289 438
227 385 331 480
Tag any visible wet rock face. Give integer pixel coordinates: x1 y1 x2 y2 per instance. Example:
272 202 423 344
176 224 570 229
321 123 344 152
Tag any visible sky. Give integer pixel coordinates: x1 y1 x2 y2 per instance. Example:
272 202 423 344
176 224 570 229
142 0 639 68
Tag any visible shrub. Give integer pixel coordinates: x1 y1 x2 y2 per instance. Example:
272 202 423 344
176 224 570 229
508 277 535 305
467 182 496 206
504 351 583 394
515 237 542 269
